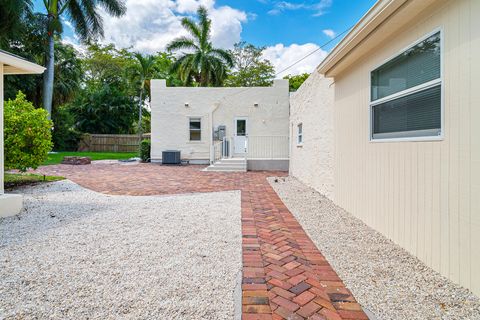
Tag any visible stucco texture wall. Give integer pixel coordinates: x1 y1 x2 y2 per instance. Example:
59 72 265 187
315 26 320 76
150 79 289 162
333 0 480 296
289 72 334 200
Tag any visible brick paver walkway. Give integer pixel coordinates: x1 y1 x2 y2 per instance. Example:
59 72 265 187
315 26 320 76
36 163 368 320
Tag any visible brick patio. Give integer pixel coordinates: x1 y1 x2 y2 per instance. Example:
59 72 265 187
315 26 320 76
36 163 368 320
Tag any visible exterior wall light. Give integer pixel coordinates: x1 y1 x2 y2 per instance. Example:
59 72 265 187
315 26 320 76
254 103 259 107
185 103 189 107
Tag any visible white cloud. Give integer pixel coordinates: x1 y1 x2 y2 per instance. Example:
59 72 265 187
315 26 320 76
98 0 247 53
322 29 336 38
311 0 332 16
267 0 332 17
69 0 328 78
262 43 328 77
62 36 87 55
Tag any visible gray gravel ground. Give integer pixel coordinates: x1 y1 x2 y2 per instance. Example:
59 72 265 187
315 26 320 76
269 176 480 320
0 181 241 320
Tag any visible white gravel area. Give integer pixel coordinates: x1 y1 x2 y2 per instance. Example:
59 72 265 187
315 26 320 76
269 176 480 320
0 181 241 320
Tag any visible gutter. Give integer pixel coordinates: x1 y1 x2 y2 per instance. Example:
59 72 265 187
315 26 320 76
209 102 220 164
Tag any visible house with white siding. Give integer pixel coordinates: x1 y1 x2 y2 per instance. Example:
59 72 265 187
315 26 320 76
0 50 45 217
150 79 290 171
290 0 480 296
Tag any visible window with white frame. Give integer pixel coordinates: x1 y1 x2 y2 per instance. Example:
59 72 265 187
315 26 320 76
297 123 303 144
189 117 201 141
370 31 442 140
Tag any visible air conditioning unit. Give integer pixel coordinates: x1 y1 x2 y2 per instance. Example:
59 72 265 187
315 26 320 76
162 150 181 165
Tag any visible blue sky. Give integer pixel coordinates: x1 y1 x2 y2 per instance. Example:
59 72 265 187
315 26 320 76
33 0 376 76
216 0 375 49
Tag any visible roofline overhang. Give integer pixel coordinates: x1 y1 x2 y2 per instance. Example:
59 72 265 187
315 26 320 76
316 0 408 77
0 50 45 75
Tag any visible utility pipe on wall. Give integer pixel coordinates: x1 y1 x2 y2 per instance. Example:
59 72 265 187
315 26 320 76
209 102 220 164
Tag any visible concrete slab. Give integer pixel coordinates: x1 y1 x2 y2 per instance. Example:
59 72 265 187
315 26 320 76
0 194 23 218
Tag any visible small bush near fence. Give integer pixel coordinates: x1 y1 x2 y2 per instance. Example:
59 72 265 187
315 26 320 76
52 105 82 151
140 140 151 162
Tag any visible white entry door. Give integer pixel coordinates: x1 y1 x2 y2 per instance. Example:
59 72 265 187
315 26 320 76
234 117 248 154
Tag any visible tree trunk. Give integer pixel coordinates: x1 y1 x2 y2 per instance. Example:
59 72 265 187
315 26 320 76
42 33 54 118
138 87 144 137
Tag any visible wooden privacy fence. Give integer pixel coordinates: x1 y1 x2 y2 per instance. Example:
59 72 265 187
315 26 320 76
78 133 151 152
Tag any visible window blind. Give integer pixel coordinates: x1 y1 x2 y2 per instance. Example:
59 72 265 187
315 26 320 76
371 32 440 101
372 85 441 139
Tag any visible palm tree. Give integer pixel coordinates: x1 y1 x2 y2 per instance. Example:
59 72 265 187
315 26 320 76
41 0 126 117
133 53 155 135
167 6 234 87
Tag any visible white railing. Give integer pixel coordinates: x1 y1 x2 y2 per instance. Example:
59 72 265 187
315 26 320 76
223 137 233 158
211 135 289 163
246 135 289 160
212 140 223 163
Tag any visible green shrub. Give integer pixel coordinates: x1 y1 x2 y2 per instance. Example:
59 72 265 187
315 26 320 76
70 83 137 134
52 105 82 151
139 139 151 162
4 91 53 172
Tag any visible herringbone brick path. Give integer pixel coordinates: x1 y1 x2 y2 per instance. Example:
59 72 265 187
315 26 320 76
36 163 368 320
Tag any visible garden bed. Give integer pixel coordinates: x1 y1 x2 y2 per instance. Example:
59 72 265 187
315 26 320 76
4 173 64 190
43 151 138 165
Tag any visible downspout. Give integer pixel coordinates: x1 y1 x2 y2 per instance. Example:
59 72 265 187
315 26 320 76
209 102 220 164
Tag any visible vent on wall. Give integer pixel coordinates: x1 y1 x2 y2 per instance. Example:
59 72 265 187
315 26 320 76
162 150 181 165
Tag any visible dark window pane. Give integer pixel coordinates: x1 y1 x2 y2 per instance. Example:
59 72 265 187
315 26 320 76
373 85 441 138
190 130 201 141
371 32 440 101
190 120 201 130
236 120 246 136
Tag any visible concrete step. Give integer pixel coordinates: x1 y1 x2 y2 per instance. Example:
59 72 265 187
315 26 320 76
203 157 247 172
204 166 246 172
212 163 246 168
216 159 246 164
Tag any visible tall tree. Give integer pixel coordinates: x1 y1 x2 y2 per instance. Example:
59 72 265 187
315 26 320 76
283 73 310 92
132 53 155 135
0 0 33 47
225 42 275 87
4 14 82 110
40 0 126 117
167 6 234 87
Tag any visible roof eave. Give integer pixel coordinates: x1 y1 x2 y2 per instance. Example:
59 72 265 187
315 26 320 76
317 0 407 77
0 51 45 75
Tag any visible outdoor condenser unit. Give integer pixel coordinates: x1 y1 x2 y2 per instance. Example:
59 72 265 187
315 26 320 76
162 150 181 165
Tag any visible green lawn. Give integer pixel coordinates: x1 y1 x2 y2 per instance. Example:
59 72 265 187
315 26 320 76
43 151 138 165
4 173 65 190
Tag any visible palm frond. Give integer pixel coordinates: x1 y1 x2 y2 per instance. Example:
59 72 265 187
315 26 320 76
197 6 211 50
166 37 198 52
65 0 125 42
96 0 126 17
166 5 231 86
180 17 201 41
65 0 89 41
210 49 234 68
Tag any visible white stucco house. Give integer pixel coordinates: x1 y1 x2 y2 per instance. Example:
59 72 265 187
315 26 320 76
290 0 480 296
0 50 45 218
150 79 290 171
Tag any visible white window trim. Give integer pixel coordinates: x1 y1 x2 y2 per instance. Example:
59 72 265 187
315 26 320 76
369 28 444 143
188 117 202 142
297 123 303 145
